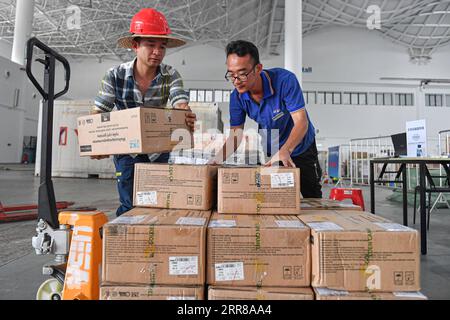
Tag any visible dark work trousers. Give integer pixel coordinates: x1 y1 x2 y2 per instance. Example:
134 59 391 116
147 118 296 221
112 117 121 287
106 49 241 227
113 153 170 217
291 140 323 198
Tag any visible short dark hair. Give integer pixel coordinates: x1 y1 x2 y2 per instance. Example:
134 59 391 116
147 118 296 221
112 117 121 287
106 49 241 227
226 40 260 65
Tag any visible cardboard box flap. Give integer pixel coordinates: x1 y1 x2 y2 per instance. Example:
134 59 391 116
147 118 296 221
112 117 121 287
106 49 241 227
299 210 417 233
208 212 307 229
108 208 210 227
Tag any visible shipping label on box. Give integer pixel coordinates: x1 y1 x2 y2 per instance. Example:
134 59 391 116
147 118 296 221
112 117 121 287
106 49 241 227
102 208 210 286
207 213 310 287
133 163 217 210
218 167 301 214
299 210 420 292
77 107 192 156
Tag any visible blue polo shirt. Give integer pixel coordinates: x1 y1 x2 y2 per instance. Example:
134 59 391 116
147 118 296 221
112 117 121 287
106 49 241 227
229 68 316 157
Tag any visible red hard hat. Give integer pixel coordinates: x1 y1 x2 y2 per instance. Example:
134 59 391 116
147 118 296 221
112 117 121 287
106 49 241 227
130 8 171 36
117 8 186 49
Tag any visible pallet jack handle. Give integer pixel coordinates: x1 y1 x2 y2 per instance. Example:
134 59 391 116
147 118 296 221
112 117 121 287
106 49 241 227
25 37 71 229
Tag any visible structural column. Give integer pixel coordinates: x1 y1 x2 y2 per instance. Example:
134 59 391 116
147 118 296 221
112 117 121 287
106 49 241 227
284 0 302 84
11 0 35 65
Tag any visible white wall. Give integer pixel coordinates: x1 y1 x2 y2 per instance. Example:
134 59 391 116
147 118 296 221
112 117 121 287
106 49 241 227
0 49 42 163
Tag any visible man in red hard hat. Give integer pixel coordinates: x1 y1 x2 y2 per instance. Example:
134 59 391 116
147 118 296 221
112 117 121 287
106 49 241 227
92 8 196 216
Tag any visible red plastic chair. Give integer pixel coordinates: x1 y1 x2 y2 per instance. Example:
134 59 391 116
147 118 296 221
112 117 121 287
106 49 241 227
329 188 365 211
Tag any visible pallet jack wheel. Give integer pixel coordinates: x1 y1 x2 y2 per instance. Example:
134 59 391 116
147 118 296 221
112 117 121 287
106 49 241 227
36 278 63 300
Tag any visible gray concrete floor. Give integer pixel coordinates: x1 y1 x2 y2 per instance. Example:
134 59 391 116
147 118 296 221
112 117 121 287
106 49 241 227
0 164 449 300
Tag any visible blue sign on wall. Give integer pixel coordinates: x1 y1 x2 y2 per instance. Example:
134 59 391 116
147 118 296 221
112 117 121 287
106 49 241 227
328 146 340 178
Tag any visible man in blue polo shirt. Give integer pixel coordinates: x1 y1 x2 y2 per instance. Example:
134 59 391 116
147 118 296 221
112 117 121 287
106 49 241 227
211 40 322 198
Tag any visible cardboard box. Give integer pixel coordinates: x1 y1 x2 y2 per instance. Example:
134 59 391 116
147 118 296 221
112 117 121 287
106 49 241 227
298 210 420 292
133 164 217 210
208 286 314 300
313 287 427 300
218 167 301 214
77 107 192 156
102 208 211 286
301 198 363 211
100 284 204 300
207 213 310 287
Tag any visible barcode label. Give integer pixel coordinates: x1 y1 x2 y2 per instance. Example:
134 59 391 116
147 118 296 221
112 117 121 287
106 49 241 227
176 217 206 226
275 220 305 229
215 262 244 281
271 173 295 188
136 191 157 205
374 223 414 232
307 222 344 231
110 215 147 225
209 220 237 228
169 256 198 275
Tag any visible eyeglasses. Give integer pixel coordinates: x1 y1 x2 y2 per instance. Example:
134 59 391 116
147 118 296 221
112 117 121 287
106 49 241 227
224 65 257 83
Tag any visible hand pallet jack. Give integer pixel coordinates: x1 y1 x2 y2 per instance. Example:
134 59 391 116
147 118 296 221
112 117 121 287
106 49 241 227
26 37 108 300
0 201 73 223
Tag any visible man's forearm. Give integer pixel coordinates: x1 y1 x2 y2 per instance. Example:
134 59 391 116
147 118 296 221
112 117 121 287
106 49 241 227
281 121 308 155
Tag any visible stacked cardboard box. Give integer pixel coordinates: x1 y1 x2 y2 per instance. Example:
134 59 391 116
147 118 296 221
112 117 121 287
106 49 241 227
298 210 427 300
217 167 301 214
77 107 192 157
209 286 314 300
133 163 218 210
101 208 211 300
301 198 363 211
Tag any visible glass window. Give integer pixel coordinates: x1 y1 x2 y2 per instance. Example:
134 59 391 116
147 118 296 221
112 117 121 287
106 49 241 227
197 90 205 102
350 93 359 105
333 92 341 104
425 94 431 107
436 95 443 107
307 91 316 105
317 92 325 105
367 93 376 105
407 94 414 106
446 95 450 107
326 92 333 105
342 93 351 105
400 94 406 106
189 90 197 102
359 93 367 105
205 90 213 102
223 90 231 102
214 90 223 102
394 93 400 106
384 93 393 106
376 93 384 106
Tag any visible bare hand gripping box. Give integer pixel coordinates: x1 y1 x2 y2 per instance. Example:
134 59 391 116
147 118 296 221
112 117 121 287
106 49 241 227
218 167 301 214
77 107 192 156
299 210 420 292
102 208 211 286
207 212 310 287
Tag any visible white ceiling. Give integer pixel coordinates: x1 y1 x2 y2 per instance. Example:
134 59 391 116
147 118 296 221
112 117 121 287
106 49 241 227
0 0 449 62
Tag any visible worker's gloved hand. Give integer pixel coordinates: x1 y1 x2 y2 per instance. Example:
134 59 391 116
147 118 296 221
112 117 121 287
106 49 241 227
91 155 110 160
